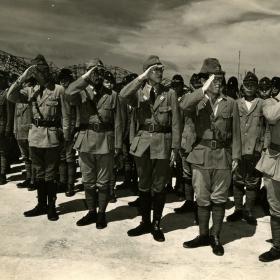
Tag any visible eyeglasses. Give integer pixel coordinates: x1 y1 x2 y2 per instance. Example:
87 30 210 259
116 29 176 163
151 66 164 73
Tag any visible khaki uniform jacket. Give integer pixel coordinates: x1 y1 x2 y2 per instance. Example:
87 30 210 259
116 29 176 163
180 89 241 169
120 77 181 159
13 102 32 140
7 83 70 148
237 97 266 155
66 77 122 154
256 95 280 181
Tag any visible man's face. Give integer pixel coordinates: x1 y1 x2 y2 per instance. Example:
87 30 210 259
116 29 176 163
271 86 280 97
148 65 164 84
243 81 257 98
103 79 114 90
259 88 271 99
88 66 105 86
206 74 224 95
171 81 184 96
60 78 71 89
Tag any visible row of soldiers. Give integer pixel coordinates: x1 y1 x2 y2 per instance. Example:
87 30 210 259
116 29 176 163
1 55 280 262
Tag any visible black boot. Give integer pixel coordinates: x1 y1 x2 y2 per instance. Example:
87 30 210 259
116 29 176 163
151 192 166 242
0 174 7 185
183 235 210 248
244 189 257 225
24 180 47 217
259 216 280 262
210 235 224 256
243 210 257 225
65 162 76 197
17 178 31 188
128 197 140 207
127 191 152 236
96 212 107 229
76 210 97 226
46 181 59 221
174 200 196 214
226 209 243 222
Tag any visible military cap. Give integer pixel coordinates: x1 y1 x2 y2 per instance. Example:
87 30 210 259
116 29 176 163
85 58 104 70
243 71 258 84
58 68 73 81
199 58 225 75
31 54 49 67
171 74 184 83
103 70 115 84
259 77 271 91
143 55 162 71
271 77 280 90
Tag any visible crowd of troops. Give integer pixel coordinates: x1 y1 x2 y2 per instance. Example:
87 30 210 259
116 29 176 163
1 54 280 262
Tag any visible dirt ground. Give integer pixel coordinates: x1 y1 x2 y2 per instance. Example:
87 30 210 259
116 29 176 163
0 163 279 280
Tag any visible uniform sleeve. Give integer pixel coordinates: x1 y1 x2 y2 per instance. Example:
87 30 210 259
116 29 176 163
6 97 15 135
179 88 205 112
263 98 280 123
119 77 143 107
65 77 88 105
232 100 241 160
7 81 29 104
114 94 123 149
170 91 181 149
60 87 71 141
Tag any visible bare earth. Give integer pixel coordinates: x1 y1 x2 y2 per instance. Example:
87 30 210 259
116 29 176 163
0 164 279 280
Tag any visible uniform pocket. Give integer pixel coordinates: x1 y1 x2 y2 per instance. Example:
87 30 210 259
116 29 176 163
187 148 205 165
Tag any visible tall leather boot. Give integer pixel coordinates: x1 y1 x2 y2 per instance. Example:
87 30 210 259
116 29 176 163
127 191 152 236
210 203 226 256
96 185 110 229
46 181 59 221
183 205 211 248
24 180 47 217
259 216 280 262
227 184 244 222
151 192 166 242
243 189 257 225
58 160 67 192
65 162 76 197
76 186 98 226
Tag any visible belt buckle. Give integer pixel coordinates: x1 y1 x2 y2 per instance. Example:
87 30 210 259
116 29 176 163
211 140 217 150
149 124 155 132
34 119 39 127
93 123 100 131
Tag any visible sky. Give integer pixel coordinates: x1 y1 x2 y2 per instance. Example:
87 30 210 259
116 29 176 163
0 0 280 81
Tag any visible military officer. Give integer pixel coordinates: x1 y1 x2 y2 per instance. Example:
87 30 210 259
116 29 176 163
7 54 70 221
256 87 280 262
0 71 14 185
57 68 77 197
258 77 272 100
227 72 265 225
226 76 239 99
271 77 280 97
15 78 36 190
171 74 197 214
180 58 241 256
120 55 181 242
66 59 122 229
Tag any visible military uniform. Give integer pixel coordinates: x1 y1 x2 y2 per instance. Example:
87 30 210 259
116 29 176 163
0 89 14 184
180 58 241 256
66 67 122 229
14 97 35 189
257 94 280 262
120 55 181 242
7 55 70 221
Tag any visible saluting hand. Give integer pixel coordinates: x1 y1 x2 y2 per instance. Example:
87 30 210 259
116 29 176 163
202 74 215 93
82 65 104 85
138 64 164 81
17 65 37 84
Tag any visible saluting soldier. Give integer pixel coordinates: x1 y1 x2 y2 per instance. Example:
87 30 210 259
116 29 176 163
57 68 77 197
180 58 241 256
66 59 122 229
7 54 70 221
256 87 280 262
227 72 265 225
15 78 36 191
0 71 14 185
120 55 181 242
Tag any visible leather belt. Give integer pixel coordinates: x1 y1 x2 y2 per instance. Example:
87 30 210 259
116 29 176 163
139 124 171 133
197 139 229 150
79 123 113 132
32 118 61 128
270 142 280 152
